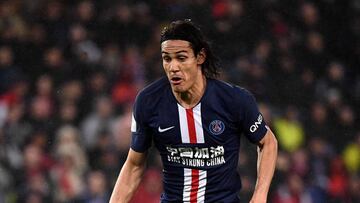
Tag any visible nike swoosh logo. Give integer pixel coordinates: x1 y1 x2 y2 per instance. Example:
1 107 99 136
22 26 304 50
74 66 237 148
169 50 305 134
158 126 175 133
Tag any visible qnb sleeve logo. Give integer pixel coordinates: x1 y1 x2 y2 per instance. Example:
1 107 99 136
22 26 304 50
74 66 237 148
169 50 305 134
249 114 263 133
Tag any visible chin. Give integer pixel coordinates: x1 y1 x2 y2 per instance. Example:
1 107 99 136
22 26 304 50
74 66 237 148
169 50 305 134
171 85 187 93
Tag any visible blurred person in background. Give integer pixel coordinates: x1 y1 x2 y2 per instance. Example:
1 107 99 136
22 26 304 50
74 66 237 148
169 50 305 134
40 0 68 45
50 125 88 203
271 172 327 203
86 129 121 192
342 133 360 175
272 55 303 106
110 20 277 203
34 75 54 101
111 46 145 110
40 46 72 87
308 137 334 191
73 0 98 34
27 74 56 135
0 46 24 95
0 46 29 135
57 102 79 127
327 157 349 203
28 89 55 135
68 23 102 65
347 174 360 203
0 128 15 202
81 170 110 203
2 102 31 152
103 3 135 48
304 102 332 141
332 105 356 153
84 70 110 101
16 142 54 203
111 103 133 165
81 95 116 150
273 106 305 153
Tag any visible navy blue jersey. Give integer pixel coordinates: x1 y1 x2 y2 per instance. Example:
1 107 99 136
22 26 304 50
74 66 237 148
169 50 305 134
131 77 267 203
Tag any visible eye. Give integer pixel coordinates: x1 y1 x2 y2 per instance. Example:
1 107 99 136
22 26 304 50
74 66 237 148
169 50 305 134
177 56 187 62
162 56 171 62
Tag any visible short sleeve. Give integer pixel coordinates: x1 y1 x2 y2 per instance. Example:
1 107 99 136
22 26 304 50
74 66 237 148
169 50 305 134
130 93 152 152
236 88 267 143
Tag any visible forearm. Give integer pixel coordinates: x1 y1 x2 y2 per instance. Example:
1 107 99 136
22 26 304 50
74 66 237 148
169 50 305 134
110 150 147 203
252 130 278 202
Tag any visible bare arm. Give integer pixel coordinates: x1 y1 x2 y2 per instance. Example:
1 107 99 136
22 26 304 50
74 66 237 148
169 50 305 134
109 149 147 203
250 127 278 203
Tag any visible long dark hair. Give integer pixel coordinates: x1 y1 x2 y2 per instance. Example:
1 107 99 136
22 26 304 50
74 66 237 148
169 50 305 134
160 19 221 78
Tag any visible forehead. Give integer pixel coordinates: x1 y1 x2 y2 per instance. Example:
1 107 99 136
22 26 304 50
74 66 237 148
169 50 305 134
161 40 192 54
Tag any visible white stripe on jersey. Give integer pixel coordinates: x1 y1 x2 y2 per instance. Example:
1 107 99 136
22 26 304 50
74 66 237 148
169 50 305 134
178 104 190 143
183 168 192 202
197 170 207 203
193 104 204 143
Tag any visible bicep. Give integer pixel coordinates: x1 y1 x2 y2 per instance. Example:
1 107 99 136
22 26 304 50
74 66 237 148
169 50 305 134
257 127 277 148
126 148 148 167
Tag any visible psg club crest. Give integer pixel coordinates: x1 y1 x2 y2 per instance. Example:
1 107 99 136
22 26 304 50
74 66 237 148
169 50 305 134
209 120 225 135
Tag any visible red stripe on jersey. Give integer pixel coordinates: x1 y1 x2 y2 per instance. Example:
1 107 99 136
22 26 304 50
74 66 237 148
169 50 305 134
186 108 197 144
190 169 200 203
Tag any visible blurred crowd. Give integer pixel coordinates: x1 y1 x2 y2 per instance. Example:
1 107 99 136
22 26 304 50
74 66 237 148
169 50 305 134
0 0 359 203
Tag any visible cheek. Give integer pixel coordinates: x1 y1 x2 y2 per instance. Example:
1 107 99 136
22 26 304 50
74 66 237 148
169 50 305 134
189 62 200 73
184 66 197 80
163 63 169 72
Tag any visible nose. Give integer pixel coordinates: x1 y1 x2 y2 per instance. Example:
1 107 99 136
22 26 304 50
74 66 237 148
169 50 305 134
168 60 180 72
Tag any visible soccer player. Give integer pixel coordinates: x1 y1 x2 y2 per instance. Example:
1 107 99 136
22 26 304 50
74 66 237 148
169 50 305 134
110 20 278 203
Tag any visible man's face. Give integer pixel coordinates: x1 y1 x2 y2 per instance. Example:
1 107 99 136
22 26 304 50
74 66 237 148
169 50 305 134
161 40 204 93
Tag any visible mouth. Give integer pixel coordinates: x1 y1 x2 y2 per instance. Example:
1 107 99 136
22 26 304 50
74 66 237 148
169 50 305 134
170 76 183 85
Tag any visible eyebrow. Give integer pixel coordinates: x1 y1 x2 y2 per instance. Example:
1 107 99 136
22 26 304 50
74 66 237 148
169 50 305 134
161 50 188 55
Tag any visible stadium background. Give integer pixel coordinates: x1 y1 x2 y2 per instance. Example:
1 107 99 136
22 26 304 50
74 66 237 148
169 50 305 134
0 0 359 202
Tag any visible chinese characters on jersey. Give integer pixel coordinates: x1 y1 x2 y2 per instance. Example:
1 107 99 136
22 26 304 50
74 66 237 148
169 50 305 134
166 146 226 167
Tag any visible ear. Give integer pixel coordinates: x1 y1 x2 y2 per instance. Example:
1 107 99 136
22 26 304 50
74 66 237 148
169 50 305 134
196 48 206 65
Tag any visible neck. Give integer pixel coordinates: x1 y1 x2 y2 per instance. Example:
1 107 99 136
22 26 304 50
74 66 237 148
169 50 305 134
174 75 207 109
